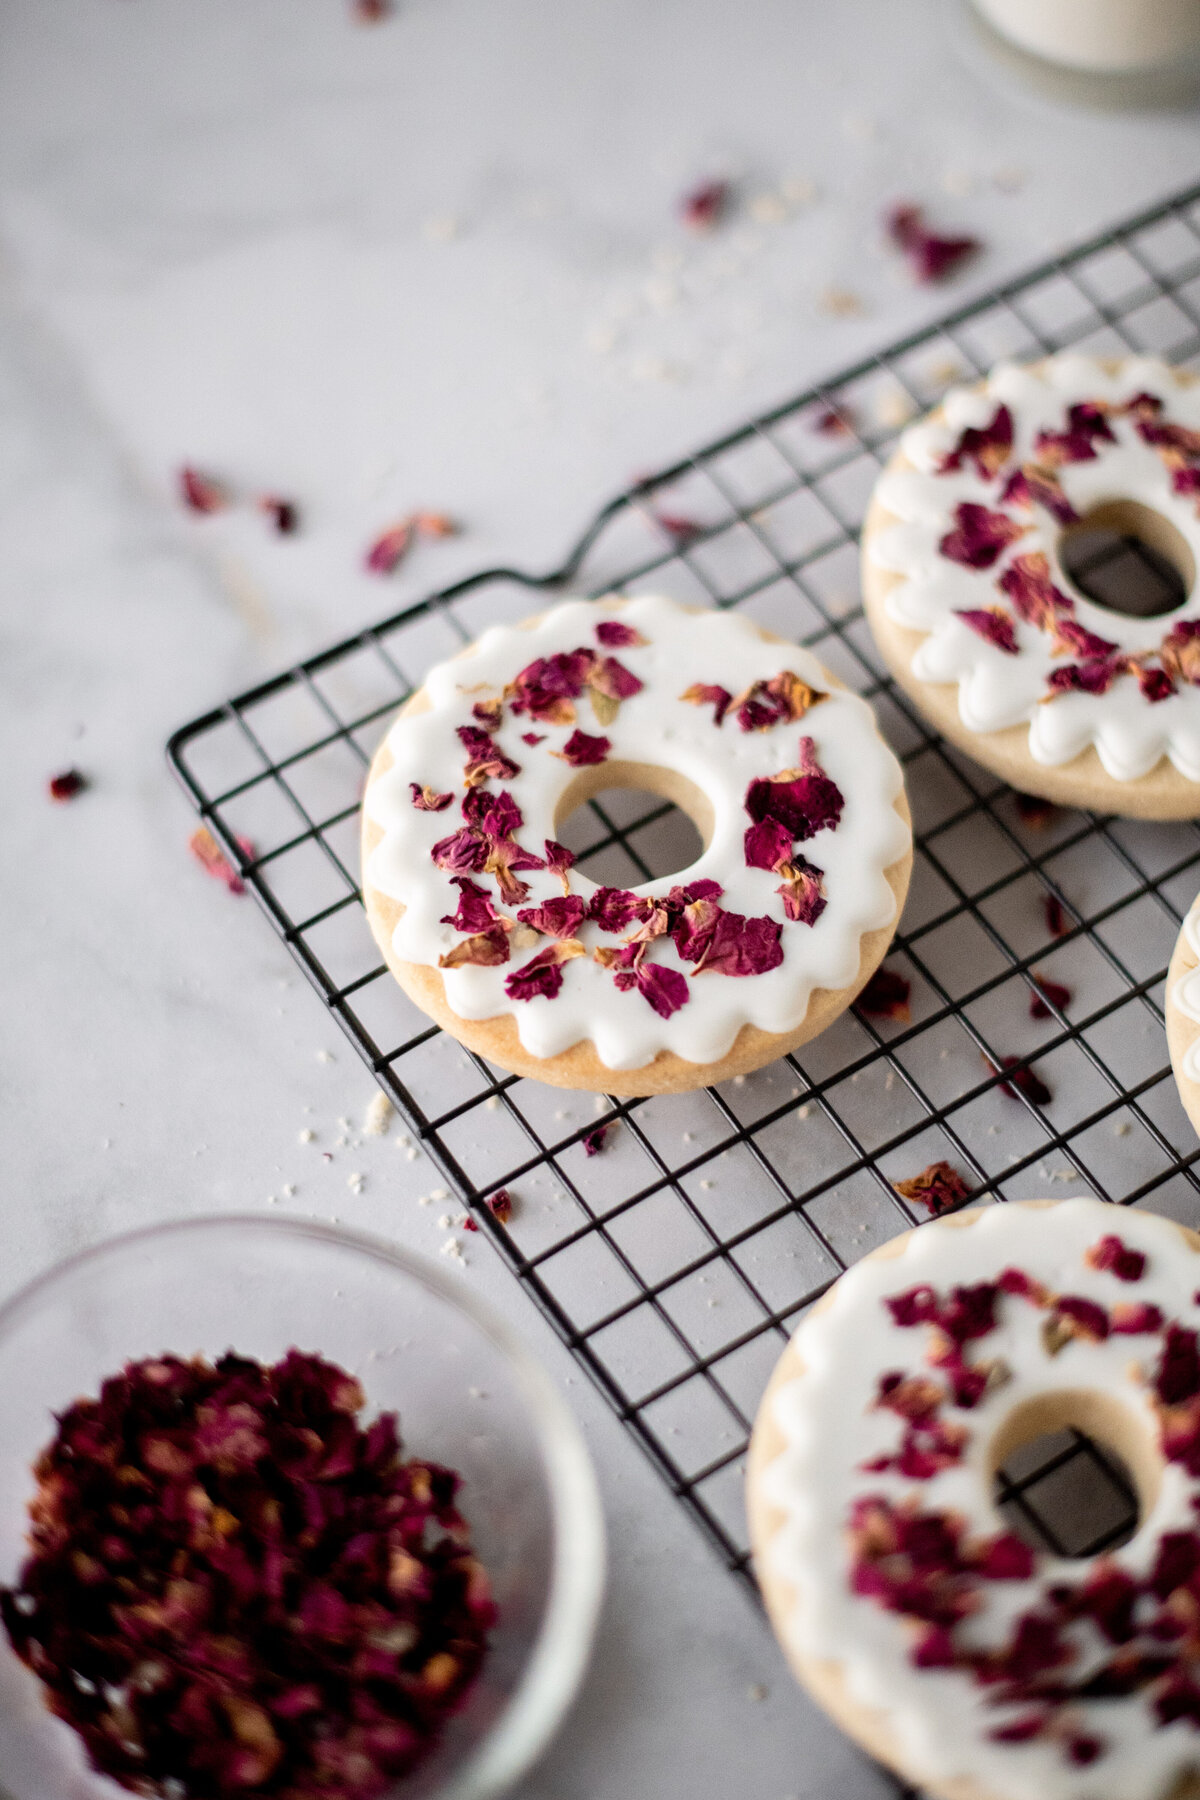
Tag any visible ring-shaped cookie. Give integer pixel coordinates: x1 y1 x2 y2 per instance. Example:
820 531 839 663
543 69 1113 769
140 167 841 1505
748 1197 1200 1800
1168 894 1200 1138
863 354 1200 817
361 596 911 1095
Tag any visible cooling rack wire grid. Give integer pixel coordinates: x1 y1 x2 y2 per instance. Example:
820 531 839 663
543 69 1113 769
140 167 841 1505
170 177 1200 1792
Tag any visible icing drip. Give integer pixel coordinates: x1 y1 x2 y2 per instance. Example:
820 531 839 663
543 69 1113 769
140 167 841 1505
869 354 1200 782
1171 902 1200 1084
761 1198 1200 1800
364 597 909 1070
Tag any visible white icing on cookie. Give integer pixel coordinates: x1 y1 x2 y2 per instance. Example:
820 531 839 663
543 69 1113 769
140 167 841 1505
1170 901 1200 1085
869 354 1200 782
760 1198 1200 1800
364 596 908 1071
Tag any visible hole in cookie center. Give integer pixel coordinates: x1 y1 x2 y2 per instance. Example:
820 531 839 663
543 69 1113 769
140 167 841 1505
989 1390 1155 1557
1059 499 1193 618
554 761 713 886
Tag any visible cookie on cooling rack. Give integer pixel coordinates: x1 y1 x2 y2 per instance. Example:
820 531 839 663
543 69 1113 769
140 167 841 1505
360 595 912 1096
862 353 1200 819
748 1196 1200 1800
1168 891 1200 1136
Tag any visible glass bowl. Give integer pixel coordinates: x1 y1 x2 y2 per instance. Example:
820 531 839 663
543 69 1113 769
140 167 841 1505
0 1215 605 1800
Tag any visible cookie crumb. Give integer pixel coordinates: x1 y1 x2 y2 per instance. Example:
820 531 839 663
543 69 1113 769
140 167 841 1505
438 1213 454 1229
430 1187 448 1201
485 1096 500 1111
282 1184 296 1198
316 1049 334 1064
298 1129 315 1144
422 213 461 243
364 1092 393 1135
1115 1120 1131 1137
406 1147 418 1161
798 1104 811 1119
440 1237 463 1260
747 1683 769 1703
818 286 865 318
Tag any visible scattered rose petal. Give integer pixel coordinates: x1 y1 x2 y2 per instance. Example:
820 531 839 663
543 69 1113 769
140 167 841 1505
859 966 911 1023
1049 618 1118 660
998 552 1074 632
1136 663 1176 704
1034 402 1115 466
894 1161 971 1218
486 1188 513 1224
731 670 827 732
939 502 1025 570
956 607 1018 654
1160 620 1200 686
1029 973 1071 1020
438 925 511 969
744 816 795 872
816 406 856 437
47 768 87 802
1044 656 1127 700
457 725 521 787
744 736 844 841
555 728 611 767
189 826 253 895
504 939 585 1002
681 178 730 232
1085 1235 1147 1283
471 698 504 730
595 620 646 648
1000 463 1079 526
1043 893 1069 938
688 909 783 978
776 856 827 925
258 495 298 534
440 877 499 934
521 731 545 745
587 886 646 934
984 1054 1052 1107
681 682 733 725
1014 792 1056 828
432 824 489 877
938 404 1013 480
582 1124 610 1156
179 466 227 514
1111 1301 1164 1335
517 896 588 939
365 521 413 574
613 959 691 1017
410 782 455 812
655 512 704 543
886 203 980 283
353 0 391 18
544 839 575 892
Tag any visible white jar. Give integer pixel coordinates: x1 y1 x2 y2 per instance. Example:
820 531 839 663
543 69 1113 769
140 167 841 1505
973 0 1200 71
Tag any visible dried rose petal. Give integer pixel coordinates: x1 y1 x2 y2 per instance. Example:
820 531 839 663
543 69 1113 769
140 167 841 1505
1048 617 1118 660
655 512 703 543
1044 893 1069 938
486 1188 513 1224
457 726 520 787
521 731 546 745
258 495 299 534
939 503 1025 570
364 520 413 574
503 939 584 1002
555 728 611 767
1135 663 1176 704
484 834 546 907
517 895 588 939
410 782 455 812
1085 1234 1146 1282
894 1162 970 1219
1014 791 1056 828
189 826 252 896
1173 466 1200 499
440 876 499 933
506 649 595 725
1160 620 1200 686
1034 402 1115 466
939 403 1014 480
816 406 855 437
681 682 733 725
1137 417 1200 458
1051 1295 1110 1342
681 178 729 231
543 839 575 892
886 204 980 284
998 552 1074 632
732 670 827 732
587 886 646 933
1044 656 1127 699
1029 973 1071 1020
1000 463 1079 526
1110 1301 1164 1335
859 966 911 1023
1155 1324 1200 1405
744 816 795 872
438 925 511 969
956 607 1018 654
776 856 827 926
613 960 690 1018
582 1124 609 1156
353 0 391 19
179 465 227 514
589 655 643 706
595 620 646 648
744 737 844 842
48 768 87 802
471 698 504 730
432 825 489 876
687 908 783 977
984 1054 1051 1106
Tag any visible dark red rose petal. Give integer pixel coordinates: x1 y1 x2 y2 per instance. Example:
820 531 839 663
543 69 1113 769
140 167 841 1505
689 909 783 977
894 1162 970 1219
410 782 455 812
938 403 1014 480
731 671 827 733
1052 1295 1110 1342
859 966 911 1023
582 1124 610 1156
1044 893 1069 938
1029 974 1071 1020
744 737 844 842
656 512 703 543
1085 1234 1146 1282
886 204 980 284
590 655 643 702
1000 463 1079 526
956 607 1018 654
471 698 504 730
1044 656 1127 699
457 726 521 787
744 816 795 871
681 178 729 232
587 886 647 933
258 494 299 534
1110 1301 1164 1335
503 940 584 1002
432 825 489 876
816 405 856 438
521 731 546 745
1137 418 1200 458
1154 1324 1200 1406
595 620 646 648
556 729 611 767
998 551 1074 631
939 502 1025 570
1050 618 1118 660
1161 619 1200 686
1137 664 1176 703
438 924 511 969
776 856 827 926
516 895 588 939
48 768 87 802
1014 791 1056 828
364 520 413 574
486 1188 513 1224
440 876 499 933
616 961 689 1018
984 1053 1052 1106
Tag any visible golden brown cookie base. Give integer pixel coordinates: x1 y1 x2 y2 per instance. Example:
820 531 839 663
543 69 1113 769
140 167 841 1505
1167 903 1200 1139
745 1202 1200 1800
360 609 912 1097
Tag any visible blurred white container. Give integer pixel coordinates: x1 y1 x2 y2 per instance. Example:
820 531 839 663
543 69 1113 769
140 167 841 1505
971 0 1200 72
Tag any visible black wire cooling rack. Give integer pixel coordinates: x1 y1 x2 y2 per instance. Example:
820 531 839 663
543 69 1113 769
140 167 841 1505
170 179 1200 1660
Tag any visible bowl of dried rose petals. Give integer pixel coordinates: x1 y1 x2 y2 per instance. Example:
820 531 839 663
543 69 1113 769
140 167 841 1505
0 1215 604 1800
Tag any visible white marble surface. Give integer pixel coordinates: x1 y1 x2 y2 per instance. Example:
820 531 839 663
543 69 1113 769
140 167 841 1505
1 2 1199 1796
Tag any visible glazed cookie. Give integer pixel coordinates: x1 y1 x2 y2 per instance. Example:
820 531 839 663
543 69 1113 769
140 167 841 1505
863 354 1200 818
1168 893 1200 1137
360 596 911 1096
747 1197 1200 1800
